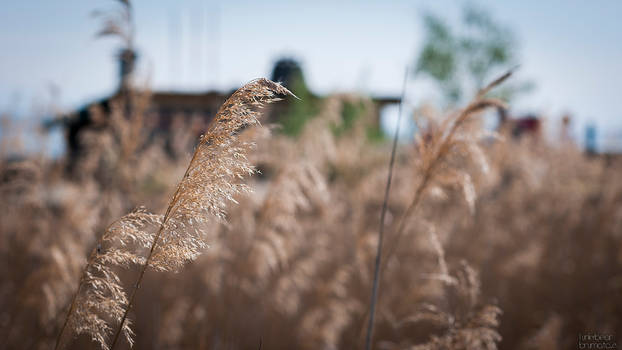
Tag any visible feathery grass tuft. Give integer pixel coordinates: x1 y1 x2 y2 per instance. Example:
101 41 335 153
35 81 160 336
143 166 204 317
365 69 513 350
55 78 293 350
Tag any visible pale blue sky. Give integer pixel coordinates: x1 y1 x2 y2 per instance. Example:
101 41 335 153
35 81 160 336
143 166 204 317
1 0 621 149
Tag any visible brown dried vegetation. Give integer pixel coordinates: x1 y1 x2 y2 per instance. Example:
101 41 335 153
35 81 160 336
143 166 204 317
1 73 621 350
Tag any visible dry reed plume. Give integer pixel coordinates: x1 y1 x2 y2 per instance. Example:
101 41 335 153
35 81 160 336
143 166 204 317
55 78 293 349
365 69 511 349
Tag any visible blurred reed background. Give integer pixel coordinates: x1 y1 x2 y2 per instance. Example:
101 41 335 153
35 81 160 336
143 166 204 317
1 1 622 349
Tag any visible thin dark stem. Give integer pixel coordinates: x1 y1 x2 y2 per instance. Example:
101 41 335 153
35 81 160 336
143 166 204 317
54 259 87 350
379 108 471 275
379 69 514 273
364 66 409 350
109 148 200 349
55 221 116 350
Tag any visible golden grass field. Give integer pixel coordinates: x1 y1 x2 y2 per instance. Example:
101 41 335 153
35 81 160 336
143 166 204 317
1 72 621 350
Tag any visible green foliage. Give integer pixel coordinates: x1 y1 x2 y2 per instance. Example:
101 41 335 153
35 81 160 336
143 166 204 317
417 15 457 83
415 5 532 104
329 100 385 143
331 101 364 137
278 73 320 137
365 124 386 143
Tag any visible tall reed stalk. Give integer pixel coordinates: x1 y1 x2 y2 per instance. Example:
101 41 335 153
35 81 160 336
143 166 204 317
55 78 292 350
381 70 513 272
364 69 513 350
364 66 410 350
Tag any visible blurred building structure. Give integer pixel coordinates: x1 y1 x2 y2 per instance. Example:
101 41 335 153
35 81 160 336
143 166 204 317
52 57 399 160
495 105 542 139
